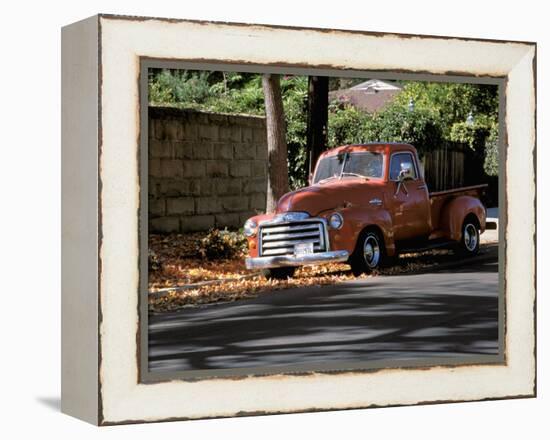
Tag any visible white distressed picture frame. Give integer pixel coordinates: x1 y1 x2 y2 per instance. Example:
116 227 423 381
61 14 536 425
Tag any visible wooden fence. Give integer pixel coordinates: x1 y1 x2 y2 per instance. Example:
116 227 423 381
421 147 465 192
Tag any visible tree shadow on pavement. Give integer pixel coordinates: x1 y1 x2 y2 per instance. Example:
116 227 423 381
149 264 499 373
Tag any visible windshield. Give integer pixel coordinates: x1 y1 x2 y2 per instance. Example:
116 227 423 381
313 151 384 184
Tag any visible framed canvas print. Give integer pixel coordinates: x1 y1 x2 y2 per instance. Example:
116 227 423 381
61 14 536 425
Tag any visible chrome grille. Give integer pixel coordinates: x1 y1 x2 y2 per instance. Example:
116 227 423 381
259 221 327 256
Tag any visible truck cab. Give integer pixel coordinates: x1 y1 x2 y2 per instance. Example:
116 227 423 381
244 143 486 279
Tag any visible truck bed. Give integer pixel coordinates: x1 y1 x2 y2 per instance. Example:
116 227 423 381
429 184 487 233
429 184 488 199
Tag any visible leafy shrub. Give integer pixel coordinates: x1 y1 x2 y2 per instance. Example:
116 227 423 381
483 129 499 177
328 103 368 146
149 76 174 104
370 105 444 155
197 229 248 260
327 102 443 156
149 70 213 106
450 115 499 176
281 76 308 189
392 82 499 136
205 75 265 115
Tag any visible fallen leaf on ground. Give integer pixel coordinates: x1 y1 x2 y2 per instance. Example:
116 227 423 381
149 233 495 312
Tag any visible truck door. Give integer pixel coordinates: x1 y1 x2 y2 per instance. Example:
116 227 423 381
387 151 431 241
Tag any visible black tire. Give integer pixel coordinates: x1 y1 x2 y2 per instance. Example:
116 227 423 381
349 229 385 276
457 217 480 256
262 267 296 280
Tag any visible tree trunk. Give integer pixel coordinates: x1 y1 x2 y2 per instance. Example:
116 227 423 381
306 76 329 177
262 74 289 213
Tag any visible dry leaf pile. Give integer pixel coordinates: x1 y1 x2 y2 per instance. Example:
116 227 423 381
149 233 493 312
149 264 366 312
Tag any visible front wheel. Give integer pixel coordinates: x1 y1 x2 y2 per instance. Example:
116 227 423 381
457 219 480 256
349 230 385 276
262 267 296 280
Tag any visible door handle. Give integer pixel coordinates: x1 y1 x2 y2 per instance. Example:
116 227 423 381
369 198 383 206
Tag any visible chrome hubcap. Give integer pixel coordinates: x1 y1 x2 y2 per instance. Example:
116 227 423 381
363 235 381 268
464 223 478 251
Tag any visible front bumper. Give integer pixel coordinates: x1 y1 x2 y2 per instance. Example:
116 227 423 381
245 250 349 270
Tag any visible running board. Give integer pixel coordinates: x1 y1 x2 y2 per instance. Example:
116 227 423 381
398 239 455 254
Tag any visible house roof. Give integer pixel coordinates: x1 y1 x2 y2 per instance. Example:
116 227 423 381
349 79 402 92
329 79 402 113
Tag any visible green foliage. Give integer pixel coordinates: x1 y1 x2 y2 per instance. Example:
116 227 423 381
393 82 498 136
149 76 174 104
450 122 487 149
281 76 308 189
206 75 266 115
327 104 371 145
327 103 443 155
196 229 248 260
450 115 499 176
393 82 499 177
148 69 310 188
483 129 499 177
148 69 264 114
148 69 500 187
368 106 444 155
149 70 213 107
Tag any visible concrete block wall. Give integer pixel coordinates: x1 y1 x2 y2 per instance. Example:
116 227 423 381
148 107 268 233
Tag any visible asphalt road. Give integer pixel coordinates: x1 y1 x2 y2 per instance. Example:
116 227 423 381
149 251 499 373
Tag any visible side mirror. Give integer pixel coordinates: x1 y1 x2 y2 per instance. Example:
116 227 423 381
398 162 414 181
308 172 313 185
395 162 413 197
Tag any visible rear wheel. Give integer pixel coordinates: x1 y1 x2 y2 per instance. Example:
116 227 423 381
262 267 296 280
350 230 385 276
457 218 480 256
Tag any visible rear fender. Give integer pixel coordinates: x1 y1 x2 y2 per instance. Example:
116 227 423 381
440 196 486 241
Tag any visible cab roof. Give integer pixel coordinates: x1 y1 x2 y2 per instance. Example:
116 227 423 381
321 143 417 157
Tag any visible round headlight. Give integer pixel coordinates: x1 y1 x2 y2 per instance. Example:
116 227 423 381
328 212 343 230
243 219 258 237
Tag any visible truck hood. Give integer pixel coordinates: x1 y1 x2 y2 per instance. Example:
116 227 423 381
276 179 383 216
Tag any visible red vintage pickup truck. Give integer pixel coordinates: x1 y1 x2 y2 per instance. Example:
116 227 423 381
244 143 487 279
